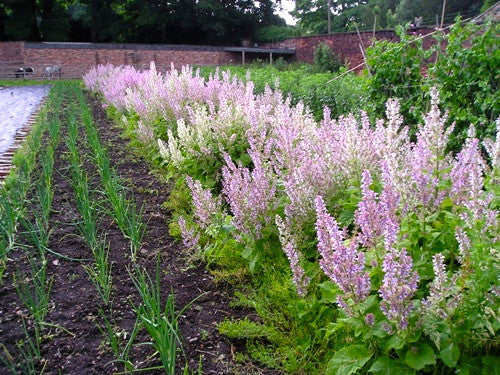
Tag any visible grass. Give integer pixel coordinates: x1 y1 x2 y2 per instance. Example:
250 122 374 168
0 78 81 86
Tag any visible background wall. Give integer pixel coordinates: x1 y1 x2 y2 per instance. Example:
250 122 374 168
263 28 436 70
0 28 437 78
0 42 241 78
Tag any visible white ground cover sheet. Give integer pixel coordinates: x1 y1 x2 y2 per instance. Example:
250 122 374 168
0 85 51 156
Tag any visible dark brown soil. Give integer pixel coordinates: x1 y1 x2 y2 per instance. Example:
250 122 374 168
0 93 271 374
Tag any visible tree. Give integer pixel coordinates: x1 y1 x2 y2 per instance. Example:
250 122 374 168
396 0 482 26
0 0 284 43
290 0 484 34
292 0 368 34
3 0 42 41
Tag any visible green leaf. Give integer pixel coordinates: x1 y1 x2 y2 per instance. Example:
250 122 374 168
319 280 340 301
405 344 436 370
460 356 483 375
385 335 405 351
325 345 372 375
440 342 460 368
482 355 500 375
369 356 414 375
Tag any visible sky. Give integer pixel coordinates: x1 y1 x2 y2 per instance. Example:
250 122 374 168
276 0 298 25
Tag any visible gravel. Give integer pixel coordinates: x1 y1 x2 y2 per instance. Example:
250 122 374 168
0 85 51 156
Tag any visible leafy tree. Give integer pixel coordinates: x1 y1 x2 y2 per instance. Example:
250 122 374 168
291 0 330 35
38 0 70 41
396 0 482 26
0 0 284 43
121 0 196 44
78 0 127 42
290 0 485 34
313 42 343 72
3 0 42 40
255 24 298 43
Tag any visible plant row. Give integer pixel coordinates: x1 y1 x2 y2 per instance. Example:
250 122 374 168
0 83 65 373
1 83 191 374
84 60 499 374
201 20 499 154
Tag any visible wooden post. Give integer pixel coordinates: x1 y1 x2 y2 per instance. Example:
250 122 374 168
359 44 371 75
270 52 273 64
327 0 332 34
242 50 245 64
440 0 447 29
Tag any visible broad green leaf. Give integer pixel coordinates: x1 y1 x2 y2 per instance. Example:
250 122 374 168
385 335 405 351
319 281 340 301
405 344 436 370
369 356 415 375
440 342 460 368
325 345 372 375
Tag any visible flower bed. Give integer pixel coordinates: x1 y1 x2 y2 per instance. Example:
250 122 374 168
85 63 499 374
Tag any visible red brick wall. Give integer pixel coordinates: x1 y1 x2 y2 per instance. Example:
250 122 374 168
264 28 436 71
0 42 25 77
0 41 24 64
0 29 438 78
0 42 240 78
23 47 240 77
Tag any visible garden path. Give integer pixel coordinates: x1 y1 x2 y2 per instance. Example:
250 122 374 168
0 85 50 156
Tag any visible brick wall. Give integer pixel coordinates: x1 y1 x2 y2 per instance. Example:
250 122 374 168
0 29 438 78
0 42 25 77
0 42 241 78
264 28 436 70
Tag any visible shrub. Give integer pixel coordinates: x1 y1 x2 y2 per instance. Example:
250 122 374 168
366 20 499 149
313 42 344 73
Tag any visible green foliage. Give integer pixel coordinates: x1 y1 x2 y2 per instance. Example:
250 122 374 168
325 345 372 375
290 0 482 34
396 0 482 25
313 42 344 73
430 20 500 149
1 0 285 44
255 24 299 43
199 64 369 121
366 20 499 148
405 344 436 370
366 25 431 131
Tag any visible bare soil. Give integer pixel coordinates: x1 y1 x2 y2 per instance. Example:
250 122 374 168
0 93 267 374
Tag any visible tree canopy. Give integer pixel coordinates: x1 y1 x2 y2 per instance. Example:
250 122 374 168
0 0 284 44
291 0 486 35
0 0 490 43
